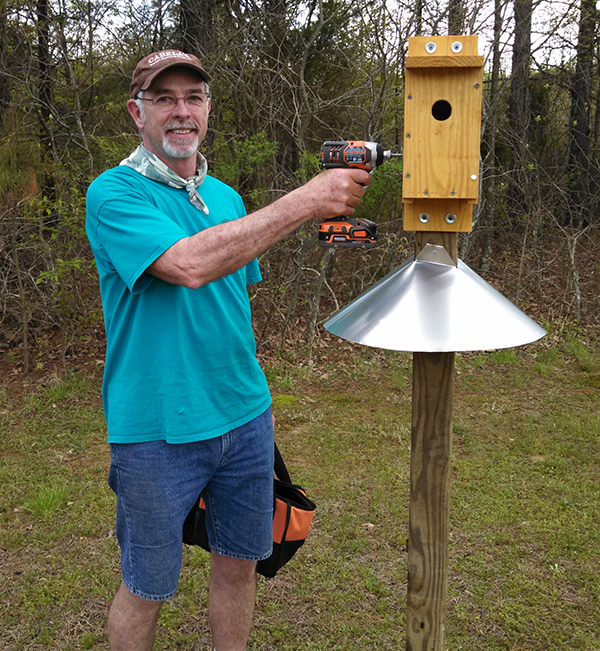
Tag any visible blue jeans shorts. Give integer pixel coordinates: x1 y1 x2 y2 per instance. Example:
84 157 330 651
108 407 274 601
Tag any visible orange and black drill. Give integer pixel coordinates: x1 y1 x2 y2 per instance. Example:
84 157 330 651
318 141 401 249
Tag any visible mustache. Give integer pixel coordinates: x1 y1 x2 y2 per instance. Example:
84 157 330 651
164 120 200 131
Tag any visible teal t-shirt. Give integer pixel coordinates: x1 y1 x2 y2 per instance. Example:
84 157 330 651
86 166 271 443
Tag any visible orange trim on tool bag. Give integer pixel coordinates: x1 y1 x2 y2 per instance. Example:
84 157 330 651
273 494 315 543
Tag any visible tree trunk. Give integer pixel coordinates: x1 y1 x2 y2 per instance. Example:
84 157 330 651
152 0 167 51
265 0 297 190
0 0 10 128
414 0 423 36
307 247 335 360
447 0 465 35
180 0 216 58
37 0 56 197
55 9 94 176
11 207 30 373
567 0 596 229
507 0 532 224
478 0 503 270
37 0 52 145
297 0 324 155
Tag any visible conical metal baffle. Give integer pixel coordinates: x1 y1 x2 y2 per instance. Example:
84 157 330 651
323 245 546 352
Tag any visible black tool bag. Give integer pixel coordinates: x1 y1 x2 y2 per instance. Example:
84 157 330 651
183 443 316 578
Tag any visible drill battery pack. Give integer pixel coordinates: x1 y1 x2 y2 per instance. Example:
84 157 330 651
317 216 377 249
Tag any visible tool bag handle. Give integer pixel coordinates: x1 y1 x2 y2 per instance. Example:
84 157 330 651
273 442 292 485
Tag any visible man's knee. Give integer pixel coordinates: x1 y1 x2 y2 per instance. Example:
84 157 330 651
108 582 163 650
109 581 163 620
210 553 257 584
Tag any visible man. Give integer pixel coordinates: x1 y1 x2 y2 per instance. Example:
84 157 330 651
86 49 370 651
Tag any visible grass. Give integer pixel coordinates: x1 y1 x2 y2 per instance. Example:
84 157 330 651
23 482 69 519
0 327 599 650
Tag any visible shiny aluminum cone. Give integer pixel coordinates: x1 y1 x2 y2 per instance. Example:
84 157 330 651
323 245 546 352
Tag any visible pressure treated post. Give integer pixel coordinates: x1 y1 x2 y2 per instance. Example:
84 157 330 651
406 233 457 651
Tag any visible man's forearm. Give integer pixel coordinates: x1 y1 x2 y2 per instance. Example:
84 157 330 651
148 192 311 288
147 168 370 288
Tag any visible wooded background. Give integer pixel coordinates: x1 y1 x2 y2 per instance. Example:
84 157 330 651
1 0 599 371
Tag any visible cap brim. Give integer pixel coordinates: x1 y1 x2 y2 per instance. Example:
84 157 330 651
140 62 211 92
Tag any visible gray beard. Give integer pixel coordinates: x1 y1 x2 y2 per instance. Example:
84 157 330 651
162 134 200 160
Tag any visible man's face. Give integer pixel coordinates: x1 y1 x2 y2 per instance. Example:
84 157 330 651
127 68 211 171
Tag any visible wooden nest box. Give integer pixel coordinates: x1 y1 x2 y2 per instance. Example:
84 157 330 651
403 35 484 232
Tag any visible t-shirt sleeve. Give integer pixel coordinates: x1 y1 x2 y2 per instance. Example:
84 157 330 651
88 176 186 294
245 257 262 285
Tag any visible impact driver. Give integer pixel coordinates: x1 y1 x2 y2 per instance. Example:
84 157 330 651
318 141 401 248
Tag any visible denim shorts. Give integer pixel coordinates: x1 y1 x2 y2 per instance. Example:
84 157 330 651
107 407 274 601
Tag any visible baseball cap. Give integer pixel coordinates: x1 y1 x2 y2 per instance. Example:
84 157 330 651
130 50 211 98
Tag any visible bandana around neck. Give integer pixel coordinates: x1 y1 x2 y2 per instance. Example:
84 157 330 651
120 144 209 214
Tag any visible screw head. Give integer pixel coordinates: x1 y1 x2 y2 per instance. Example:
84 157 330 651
450 190 456 196
451 41 463 54
406 173 411 178
407 94 412 100
419 212 430 223
406 133 411 138
423 190 429 196
445 213 457 224
425 42 437 54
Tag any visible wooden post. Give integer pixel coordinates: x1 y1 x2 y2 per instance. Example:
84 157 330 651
406 233 457 651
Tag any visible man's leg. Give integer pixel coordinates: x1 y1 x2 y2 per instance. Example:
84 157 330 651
209 553 257 651
107 581 162 651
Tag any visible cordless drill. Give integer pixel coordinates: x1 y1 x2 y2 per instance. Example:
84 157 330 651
318 141 400 249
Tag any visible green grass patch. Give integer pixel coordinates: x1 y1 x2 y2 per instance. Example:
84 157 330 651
23 481 69 519
1 331 599 650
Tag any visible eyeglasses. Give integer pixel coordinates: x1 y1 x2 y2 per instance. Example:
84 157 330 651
136 92 210 110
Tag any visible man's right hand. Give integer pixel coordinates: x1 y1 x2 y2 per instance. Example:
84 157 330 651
289 168 372 222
